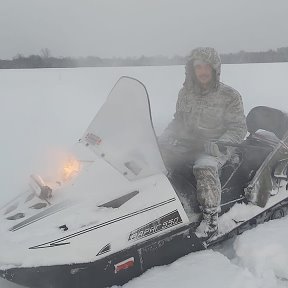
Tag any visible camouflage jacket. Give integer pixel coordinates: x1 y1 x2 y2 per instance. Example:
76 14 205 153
161 47 247 148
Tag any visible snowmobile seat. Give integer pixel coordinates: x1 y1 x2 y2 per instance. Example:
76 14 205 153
238 107 288 208
246 106 288 140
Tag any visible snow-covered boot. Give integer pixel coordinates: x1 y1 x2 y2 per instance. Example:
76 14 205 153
195 209 218 240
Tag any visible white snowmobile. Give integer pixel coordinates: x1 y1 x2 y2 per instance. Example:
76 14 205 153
1 77 288 288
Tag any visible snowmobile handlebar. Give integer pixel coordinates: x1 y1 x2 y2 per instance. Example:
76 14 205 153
216 141 273 151
159 137 273 152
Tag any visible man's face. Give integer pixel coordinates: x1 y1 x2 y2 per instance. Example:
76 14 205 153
194 62 213 86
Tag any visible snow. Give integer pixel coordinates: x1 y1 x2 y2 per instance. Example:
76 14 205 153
218 186 288 235
1 64 288 287
119 217 288 288
234 217 288 283
121 250 259 288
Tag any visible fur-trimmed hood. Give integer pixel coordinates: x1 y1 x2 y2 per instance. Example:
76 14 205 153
184 47 221 93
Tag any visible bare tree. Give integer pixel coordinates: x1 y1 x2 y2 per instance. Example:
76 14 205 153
40 48 51 59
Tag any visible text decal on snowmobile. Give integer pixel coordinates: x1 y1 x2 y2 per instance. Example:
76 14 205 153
128 210 183 241
29 198 176 249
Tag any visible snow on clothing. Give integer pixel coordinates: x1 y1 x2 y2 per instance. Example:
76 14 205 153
160 47 247 212
193 154 226 210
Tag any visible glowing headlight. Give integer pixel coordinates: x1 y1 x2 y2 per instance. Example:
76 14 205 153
62 158 80 181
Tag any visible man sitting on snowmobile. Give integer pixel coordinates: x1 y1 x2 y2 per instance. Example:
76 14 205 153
159 47 247 239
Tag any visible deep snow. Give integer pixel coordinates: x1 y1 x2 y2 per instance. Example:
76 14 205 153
1 64 288 287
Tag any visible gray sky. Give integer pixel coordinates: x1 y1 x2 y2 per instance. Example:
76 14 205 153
1 0 288 59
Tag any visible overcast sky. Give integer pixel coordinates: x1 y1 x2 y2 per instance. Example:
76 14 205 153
1 0 288 59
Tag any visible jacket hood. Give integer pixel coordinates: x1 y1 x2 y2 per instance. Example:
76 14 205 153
184 47 221 92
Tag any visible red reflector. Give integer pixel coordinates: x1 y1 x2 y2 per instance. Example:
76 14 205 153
114 257 134 273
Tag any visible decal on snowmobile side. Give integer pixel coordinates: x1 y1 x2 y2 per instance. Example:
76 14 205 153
99 190 139 209
29 198 177 249
9 200 74 232
97 244 111 256
128 210 183 241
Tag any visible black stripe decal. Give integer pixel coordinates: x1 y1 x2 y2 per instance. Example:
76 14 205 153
12 190 137 232
99 190 139 208
30 198 176 249
30 242 71 249
10 201 73 232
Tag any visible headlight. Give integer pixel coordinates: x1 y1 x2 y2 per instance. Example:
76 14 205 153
62 158 80 182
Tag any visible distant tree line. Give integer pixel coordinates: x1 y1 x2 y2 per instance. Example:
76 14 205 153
1 47 288 69
221 47 288 64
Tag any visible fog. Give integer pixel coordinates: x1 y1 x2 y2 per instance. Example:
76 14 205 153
1 0 288 59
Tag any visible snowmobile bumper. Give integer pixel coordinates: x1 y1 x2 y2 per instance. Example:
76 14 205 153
0 227 205 288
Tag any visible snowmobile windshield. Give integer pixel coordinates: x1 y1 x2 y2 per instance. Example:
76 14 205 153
81 77 167 180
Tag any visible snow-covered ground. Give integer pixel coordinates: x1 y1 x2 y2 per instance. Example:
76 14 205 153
1 63 288 287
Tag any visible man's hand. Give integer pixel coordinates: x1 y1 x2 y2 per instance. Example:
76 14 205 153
204 141 222 157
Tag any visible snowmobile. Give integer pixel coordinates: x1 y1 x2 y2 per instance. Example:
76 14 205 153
1 76 288 288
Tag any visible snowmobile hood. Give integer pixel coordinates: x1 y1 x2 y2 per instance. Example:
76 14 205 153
184 47 221 92
0 77 188 270
0 166 186 269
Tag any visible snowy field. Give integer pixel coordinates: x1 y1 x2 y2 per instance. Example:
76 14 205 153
1 63 288 287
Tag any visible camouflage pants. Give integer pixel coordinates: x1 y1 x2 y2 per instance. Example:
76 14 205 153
193 154 228 212
160 145 228 212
